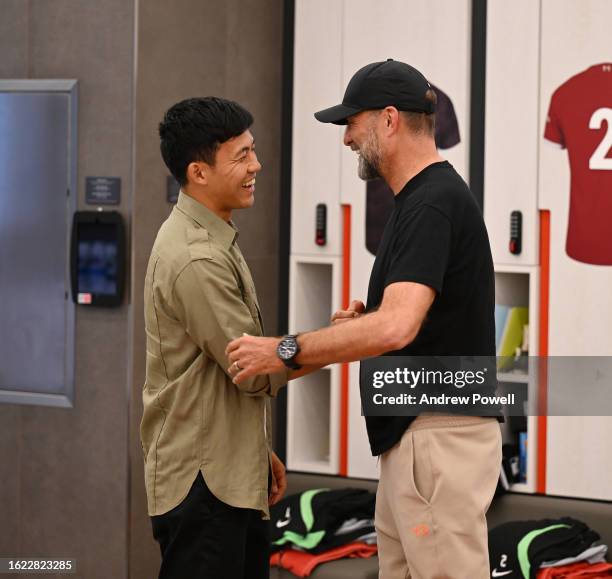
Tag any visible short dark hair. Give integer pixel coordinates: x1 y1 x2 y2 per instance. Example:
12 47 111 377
401 88 437 137
159 97 254 185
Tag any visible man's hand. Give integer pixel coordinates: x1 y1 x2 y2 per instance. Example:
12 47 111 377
331 300 365 324
269 451 287 506
225 334 284 384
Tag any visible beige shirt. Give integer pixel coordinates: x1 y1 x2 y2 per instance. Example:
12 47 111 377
141 191 287 517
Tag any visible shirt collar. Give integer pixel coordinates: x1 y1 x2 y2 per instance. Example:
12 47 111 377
176 191 239 249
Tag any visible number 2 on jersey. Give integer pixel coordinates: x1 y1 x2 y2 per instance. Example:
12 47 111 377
589 107 612 170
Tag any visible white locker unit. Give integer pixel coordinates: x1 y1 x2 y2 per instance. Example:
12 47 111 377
538 0 612 357
545 417 612 502
538 0 612 501
287 0 346 474
484 0 541 266
485 0 612 500
291 0 344 257
486 0 544 488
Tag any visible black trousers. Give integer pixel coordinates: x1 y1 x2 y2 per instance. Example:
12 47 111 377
151 472 270 579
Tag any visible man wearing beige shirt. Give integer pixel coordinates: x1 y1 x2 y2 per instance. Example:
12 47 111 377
141 97 289 578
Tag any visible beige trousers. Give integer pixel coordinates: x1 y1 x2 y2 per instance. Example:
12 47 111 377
375 415 502 579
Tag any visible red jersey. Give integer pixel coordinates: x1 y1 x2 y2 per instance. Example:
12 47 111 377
544 63 612 265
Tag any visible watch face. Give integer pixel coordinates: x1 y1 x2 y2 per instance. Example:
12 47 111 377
278 338 297 360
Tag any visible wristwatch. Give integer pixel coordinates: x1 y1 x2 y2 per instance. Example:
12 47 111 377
277 334 302 370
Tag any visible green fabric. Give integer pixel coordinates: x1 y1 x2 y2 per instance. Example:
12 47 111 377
272 488 329 549
301 489 327 531
272 530 327 550
517 524 570 578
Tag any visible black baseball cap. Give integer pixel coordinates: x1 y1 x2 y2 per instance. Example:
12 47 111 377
314 59 434 125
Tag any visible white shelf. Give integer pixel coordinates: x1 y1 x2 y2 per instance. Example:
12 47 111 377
287 255 342 475
494 264 539 274
288 460 337 475
497 371 529 384
286 368 340 474
289 255 342 334
509 482 532 494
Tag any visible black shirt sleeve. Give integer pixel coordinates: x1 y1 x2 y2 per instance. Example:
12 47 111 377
384 202 452 295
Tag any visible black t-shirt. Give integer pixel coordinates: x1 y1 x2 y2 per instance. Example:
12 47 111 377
363 161 498 456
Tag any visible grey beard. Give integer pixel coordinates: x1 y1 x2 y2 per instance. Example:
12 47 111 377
357 152 382 181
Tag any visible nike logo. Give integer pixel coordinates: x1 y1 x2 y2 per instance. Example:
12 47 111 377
276 507 291 528
491 569 513 577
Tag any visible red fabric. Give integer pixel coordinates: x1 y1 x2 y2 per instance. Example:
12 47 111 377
537 561 612 578
543 63 612 265
270 542 378 577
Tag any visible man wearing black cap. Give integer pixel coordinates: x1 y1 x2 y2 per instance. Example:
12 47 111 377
226 60 502 578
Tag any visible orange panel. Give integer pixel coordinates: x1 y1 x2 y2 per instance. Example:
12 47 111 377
340 205 351 476
537 210 550 494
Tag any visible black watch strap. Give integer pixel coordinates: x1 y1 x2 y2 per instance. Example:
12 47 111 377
284 358 302 371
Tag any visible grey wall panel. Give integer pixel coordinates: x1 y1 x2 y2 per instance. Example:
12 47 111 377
0 0 28 78
0 1 134 577
247 256 282 337
19 316 128 578
0 406 21 555
225 0 284 335
28 0 134 210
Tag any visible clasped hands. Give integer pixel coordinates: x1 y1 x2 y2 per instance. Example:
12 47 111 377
225 300 365 383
